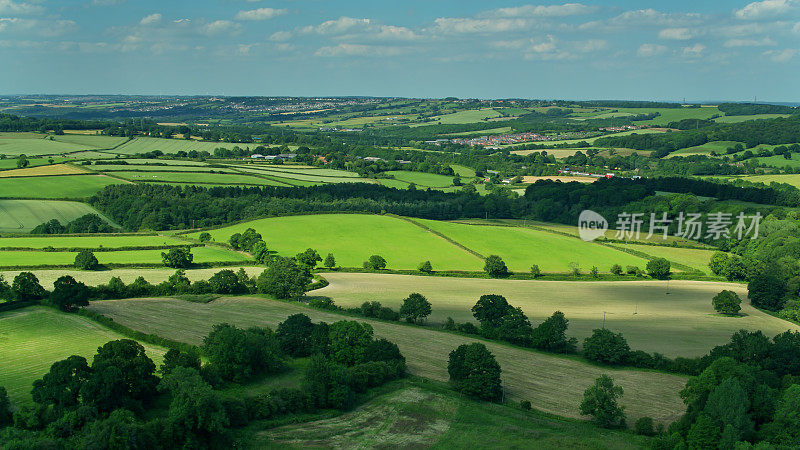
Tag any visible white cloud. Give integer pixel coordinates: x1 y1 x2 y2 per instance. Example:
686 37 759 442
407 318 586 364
764 48 798 61
682 43 705 56
0 0 43 15
432 17 528 34
0 17 77 36
724 37 776 46
302 17 371 35
139 13 162 26
609 9 703 27
198 20 241 36
234 7 287 21
269 30 291 41
575 39 608 52
315 43 406 57
637 43 667 57
486 3 594 18
375 25 418 40
793 21 800 33
735 0 796 20
92 0 125 5
658 27 694 40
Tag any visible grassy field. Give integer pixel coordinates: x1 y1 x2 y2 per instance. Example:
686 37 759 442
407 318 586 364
256 384 650 449
51 134 129 148
0 157 68 170
234 166 366 184
715 114 791 123
752 152 800 169
186 214 484 271
422 108 503 125
616 107 721 126
0 174 127 198
735 174 800 188
316 273 796 357
0 246 250 267
0 133 127 156
90 164 234 173
110 171 287 186
111 137 264 155
87 296 688 423
0 199 114 233
610 243 716 272
0 234 187 248
0 267 263 289
0 164 90 178
0 307 166 403
384 171 454 188
415 219 648 272
669 141 742 157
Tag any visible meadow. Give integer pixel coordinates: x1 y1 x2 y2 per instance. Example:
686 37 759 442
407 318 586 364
316 273 794 357
0 133 128 156
414 218 648 272
0 246 251 267
668 141 742 157
186 214 484 271
616 107 721 126
0 174 127 198
735 174 800 189
419 108 503 125
609 243 716 272
0 157 67 170
111 137 266 155
0 164 90 178
0 199 113 233
0 307 166 403
233 166 366 184
87 296 688 423
714 114 791 123
109 171 287 186
384 170 455 187
0 234 187 249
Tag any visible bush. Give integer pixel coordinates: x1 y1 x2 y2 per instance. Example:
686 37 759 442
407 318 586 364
74 250 100 270
646 258 671 279
530 264 541 278
590 266 599 278
324 253 336 269
634 416 656 436
484 255 509 278
12 272 46 301
207 269 246 294
448 343 502 401
625 265 640 275
712 290 742 316
520 400 532 411
583 329 630 365
748 273 787 311
256 257 312 299
579 374 626 428
418 260 433 273
308 296 338 311
161 247 193 268
610 264 623 275
399 292 432 324
363 255 387 270
198 232 212 242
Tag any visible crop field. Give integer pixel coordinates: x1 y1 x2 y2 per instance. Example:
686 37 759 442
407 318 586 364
0 199 113 233
111 137 265 155
0 174 127 198
89 164 233 173
0 234 186 248
0 157 67 170
669 141 742 157
316 273 796 357
0 245 251 267
94 158 211 166
714 114 791 123
50 134 129 149
0 164 89 178
735 174 800 189
0 266 263 289
414 219 648 272
610 243 716 272
384 170 455 187
0 133 90 156
87 296 688 423
752 152 800 169
616 107 721 126
0 307 166 403
109 171 287 186
234 166 366 184
232 164 362 178
521 175 596 183
258 384 649 449
186 214 484 271
419 108 503 125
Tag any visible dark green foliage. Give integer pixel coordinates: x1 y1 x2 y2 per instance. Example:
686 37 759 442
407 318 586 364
530 264 541 277
713 290 742 315
229 228 263 252
520 400 531 411
646 258 671 279
357 301 399 321
583 329 631 365
11 272 46 301
202 323 283 382
418 260 433 273
364 339 405 364
363 254 387 270
447 343 502 402
471 294 511 329
73 250 99 271
198 232 211 242
207 269 246 294
399 292 432 324
634 416 655 436
160 348 201 377
158 367 229 445
252 240 269 264
483 255 509 278
81 340 159 413
0 386 11 427
686 414 720 449
275 314 316 357
160 246 193 268
324 253 336 269
0 276 11 301
328 321 374 366
748 273 787 311
708 252 728 275
579 374 626 428
50 275 90 312
609 264 622 275
77 409 154 449
31 219 65 235
302 355 355 410
763 384 800 446
531 311 577 353
295 248 322 268
16 154 28 169
31 214 114 235
256 256 312 299
31 356 91 411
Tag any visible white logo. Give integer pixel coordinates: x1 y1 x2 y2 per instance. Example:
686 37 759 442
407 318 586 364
578 210 608 242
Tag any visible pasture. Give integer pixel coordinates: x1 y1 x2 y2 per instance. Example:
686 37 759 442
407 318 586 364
0 174 127 198
0 234 187 249
384 170 455 187
0 133 89 156
609 243 716 272
0 246 251 267
422 108 503 125
185 214 484 271
0 199 113 233
0 157 67 170
316 273 794 357
415 218 648 272
0 164 89 178
715 114 791 123
735 174 800 189
521 175 596 183
0 307 166 403
87 296 688 423
109 171 287 186
669 141 742 157
111 137 264 155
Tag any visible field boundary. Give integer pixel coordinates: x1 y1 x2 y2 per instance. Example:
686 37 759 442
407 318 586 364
394 215 486 260
603 243 699 274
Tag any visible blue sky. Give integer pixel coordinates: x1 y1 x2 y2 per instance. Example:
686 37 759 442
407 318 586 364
1 0 799 101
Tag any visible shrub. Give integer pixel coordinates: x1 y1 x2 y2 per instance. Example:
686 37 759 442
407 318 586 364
520 400 532 411
484 255 509 278
712 290 742 316
579 374 626 428
161 247 193 268
625 265 640 275
198 232 212 242
418 260 433 273
610 264 623 275
530 264 541 278
363 255 387 270
635 416 656 436
308 296 338 310
323 253 336 269
590 266 599 278
448 343 502 401
646 258 671 279
583 329 630 365
748 273 787 311
73 250 100 271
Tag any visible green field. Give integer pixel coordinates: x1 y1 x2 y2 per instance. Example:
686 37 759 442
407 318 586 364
610 243 716 272
422 108 503 125
669 141 742 157
0 157 67 170
736 174 800 189
94 158 211 166
91 164 233 173
450 164 476 177
616 107 722 126
504 128 665 148
0 199 114 233
715 114 791 123
384 170 454 187
51 134 130 149
752 151 800 169
234 166 366 184
111 137 264 155
257 384 650 449
0 245 250 267
110 171 287 186
0 174 126 198
0 307 166 403
316 272 796 357
0 234 187 248
186 214 484 270
87 296 688 423
0 133 128 156
415 219 648 272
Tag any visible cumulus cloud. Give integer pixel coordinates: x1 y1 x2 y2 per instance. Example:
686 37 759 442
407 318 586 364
315 43 406 57
486 3 595 18
269 30 291 41
681 43 705 56
658 28 694 40
735 0 796 20
139 13 162 26
234 7 287 21
0 17 77 36
637 43 667 57
375 25 418 40
763 48 797 61
302 17 371 35
432 17 528 34
198 20 241 36
0 0 43 15
609 9 703 27
724 37 776 47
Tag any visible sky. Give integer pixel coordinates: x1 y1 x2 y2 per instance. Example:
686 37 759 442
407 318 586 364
1 0 799 101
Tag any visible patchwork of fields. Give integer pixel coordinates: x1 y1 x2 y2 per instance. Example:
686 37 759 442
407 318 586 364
0 199 114 233
0 174 127 198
